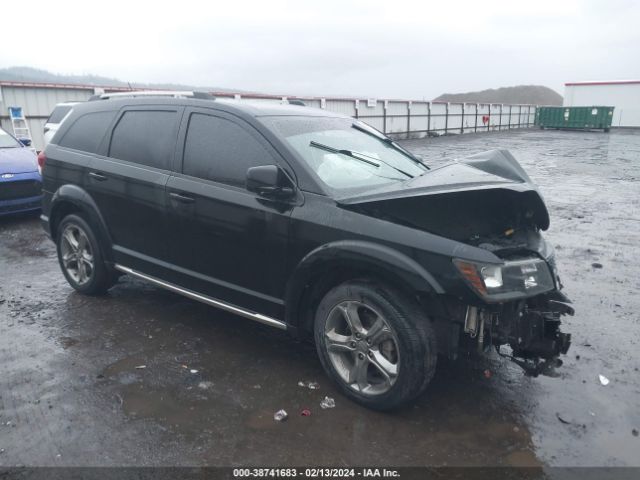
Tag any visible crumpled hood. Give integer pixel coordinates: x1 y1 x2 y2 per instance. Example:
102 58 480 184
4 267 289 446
337 149 550 231
0 147 38 174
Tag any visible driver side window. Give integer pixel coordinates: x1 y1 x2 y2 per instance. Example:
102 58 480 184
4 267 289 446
183 113 274 187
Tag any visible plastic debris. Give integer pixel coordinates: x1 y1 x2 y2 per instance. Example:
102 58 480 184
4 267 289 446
274 409 288 422
134 365 147 369
198 381 214 390
320 396 336 409
298 380 320 390
301 409 311 417
483 369 492 379
190 369 199 374
591 262 603 269
598 374 610 386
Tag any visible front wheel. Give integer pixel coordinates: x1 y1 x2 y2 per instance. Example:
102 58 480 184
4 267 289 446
314 280 437 410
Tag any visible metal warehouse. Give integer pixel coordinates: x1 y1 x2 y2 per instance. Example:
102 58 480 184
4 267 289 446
563 80 640 128
0 81 538 152
0 82 129 150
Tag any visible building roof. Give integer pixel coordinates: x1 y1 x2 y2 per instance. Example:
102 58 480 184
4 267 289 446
0 80 135 91
565 80 640 87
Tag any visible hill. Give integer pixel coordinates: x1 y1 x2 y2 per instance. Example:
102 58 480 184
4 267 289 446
433 85 562 105
0 66 247 94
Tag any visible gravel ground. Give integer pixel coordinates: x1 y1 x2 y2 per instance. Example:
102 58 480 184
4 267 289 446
0 128 638 468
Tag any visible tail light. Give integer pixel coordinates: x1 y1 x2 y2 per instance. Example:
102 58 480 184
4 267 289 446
37 151 47 175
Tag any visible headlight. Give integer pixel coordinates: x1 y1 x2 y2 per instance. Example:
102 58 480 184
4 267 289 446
453 257 555 302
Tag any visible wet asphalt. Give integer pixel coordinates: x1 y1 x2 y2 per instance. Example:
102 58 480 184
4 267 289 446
0 128 639 468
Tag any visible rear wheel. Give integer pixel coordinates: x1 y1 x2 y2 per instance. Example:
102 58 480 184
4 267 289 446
56 214 115 295
314 280 437 410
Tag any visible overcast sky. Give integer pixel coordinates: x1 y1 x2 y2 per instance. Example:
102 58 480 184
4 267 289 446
4 0 639 99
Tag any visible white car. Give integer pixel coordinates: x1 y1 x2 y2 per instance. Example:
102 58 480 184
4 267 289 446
43 102 79 147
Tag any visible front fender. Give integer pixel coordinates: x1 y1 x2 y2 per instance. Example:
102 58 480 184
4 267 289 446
285 240 444 326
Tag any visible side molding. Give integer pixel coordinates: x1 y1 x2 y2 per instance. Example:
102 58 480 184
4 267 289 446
115 264 287 330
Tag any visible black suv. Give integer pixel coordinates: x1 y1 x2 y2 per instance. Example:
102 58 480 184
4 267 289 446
40 92 572 410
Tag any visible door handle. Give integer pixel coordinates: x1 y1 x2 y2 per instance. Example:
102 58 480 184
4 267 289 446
89 171 108 181
169 192 195 204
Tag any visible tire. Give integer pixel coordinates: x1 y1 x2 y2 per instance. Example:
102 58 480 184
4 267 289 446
314 280 437 410
56 213 115 295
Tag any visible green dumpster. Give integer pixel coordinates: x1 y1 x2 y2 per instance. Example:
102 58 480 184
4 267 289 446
535 106 614 132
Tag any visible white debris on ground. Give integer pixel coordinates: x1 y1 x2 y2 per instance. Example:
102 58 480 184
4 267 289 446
320 397 335 409
274 409 288 422
298 380 320 390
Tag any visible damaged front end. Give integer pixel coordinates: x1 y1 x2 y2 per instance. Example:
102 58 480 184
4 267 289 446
462 292 573 375
338 148 573 373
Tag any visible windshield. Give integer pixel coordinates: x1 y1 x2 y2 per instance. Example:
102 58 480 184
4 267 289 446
0 128 21 148
264 116 427 191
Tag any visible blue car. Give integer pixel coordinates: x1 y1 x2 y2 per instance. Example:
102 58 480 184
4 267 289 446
0 127 42 216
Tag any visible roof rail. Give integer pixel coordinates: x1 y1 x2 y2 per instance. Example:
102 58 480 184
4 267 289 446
89 90 214 101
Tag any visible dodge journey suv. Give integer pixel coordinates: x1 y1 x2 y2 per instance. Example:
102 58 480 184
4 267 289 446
40 91 572 410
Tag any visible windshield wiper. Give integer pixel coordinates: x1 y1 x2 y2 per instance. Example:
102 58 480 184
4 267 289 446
309 141 381 167
309 141 414 179
351 123 430 170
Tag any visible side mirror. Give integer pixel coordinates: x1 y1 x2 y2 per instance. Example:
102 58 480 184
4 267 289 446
246 165 294 199
19 138 32 147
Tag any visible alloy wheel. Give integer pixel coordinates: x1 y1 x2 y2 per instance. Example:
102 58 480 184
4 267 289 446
60 224 94 286
324 300 400 395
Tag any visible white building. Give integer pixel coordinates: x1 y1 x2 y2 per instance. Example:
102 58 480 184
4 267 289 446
563 80 640 128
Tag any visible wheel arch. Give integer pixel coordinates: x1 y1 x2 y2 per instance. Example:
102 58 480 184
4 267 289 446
285 240 444 338
49 184 114 263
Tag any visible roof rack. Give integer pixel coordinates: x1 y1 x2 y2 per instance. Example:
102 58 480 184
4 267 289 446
89 90 214 101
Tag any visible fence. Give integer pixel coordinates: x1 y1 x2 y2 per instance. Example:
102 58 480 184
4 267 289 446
0 81 537 150
213 92 536 138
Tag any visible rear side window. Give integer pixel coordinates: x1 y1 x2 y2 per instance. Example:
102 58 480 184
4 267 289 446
47 105 73 124
109 110 177 170
183 113 273 186
58 111 115 153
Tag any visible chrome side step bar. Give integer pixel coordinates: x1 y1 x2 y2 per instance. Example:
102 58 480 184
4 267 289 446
114 264 287 330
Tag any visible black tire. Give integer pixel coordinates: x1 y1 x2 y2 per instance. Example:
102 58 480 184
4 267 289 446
314 280 437 410
56 214 115 295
